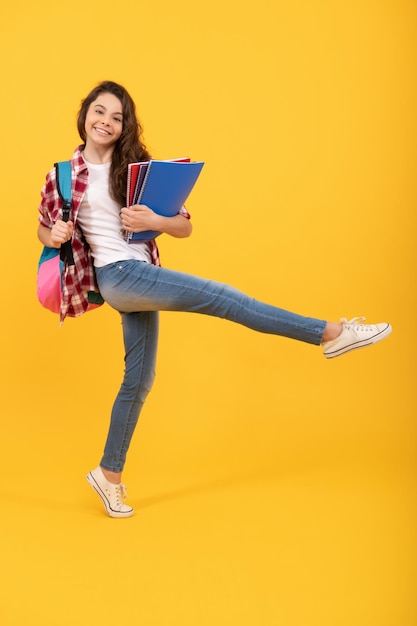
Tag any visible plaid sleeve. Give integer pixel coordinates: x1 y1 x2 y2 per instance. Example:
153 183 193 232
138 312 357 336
38 168 61 228
179 205 191 219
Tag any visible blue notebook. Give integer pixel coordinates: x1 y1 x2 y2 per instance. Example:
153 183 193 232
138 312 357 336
126 159 204 242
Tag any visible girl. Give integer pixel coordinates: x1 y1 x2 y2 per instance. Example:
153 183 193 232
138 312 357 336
37 81 391 518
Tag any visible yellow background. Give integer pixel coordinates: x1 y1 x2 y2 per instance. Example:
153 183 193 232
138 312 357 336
0 1 415 624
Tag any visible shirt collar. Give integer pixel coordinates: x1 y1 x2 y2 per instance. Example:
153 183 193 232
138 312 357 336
71 145 89 177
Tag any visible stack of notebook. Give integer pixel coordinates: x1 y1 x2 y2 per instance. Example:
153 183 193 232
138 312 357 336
124 158 205 242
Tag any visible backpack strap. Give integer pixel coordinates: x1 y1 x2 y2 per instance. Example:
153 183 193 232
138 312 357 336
55 160 75 266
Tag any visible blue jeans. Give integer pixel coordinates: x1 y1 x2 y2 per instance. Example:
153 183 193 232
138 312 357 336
96 260 326 472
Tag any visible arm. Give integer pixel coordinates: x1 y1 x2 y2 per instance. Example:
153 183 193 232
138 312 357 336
120 205 192 239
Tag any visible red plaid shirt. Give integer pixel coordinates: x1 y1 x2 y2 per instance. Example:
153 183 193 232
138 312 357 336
38 145 189 323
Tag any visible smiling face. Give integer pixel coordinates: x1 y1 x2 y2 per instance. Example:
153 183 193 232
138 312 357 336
84 92 123 153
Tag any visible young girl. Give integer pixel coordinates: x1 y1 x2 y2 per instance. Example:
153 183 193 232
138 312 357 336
37 81 391 518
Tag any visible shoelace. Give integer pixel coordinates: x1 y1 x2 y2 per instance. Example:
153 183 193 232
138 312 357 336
114 483 128 506
120 483 128 500
106 482 128 507
341 316 373 331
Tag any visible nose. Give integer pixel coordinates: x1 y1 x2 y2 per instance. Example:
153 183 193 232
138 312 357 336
100 113 111 125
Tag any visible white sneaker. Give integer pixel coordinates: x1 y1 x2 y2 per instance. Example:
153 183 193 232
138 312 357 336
322 317 392 359
86 466 134 518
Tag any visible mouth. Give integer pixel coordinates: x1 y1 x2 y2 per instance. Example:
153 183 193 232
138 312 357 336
93 126 112 137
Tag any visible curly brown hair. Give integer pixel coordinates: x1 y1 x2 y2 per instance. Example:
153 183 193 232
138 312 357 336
77 80 151 206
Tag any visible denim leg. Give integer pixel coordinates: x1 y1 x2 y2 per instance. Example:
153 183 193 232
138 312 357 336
100 310 159 472
96 261 326 345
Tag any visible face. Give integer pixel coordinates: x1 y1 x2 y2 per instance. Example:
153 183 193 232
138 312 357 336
84 92 123 150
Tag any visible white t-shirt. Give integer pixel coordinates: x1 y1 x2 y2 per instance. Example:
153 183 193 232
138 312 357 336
77 160 151 267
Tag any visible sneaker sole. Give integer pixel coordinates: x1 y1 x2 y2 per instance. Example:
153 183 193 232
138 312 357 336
86 472 134 518
324 323 392 359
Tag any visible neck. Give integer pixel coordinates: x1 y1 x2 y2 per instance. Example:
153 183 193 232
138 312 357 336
83 143 114 164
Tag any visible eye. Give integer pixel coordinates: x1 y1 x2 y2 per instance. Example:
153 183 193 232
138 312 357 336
95 108 103 114
114 117 122 123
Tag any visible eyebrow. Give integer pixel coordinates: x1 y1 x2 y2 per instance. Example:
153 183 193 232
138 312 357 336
94 103 123 116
